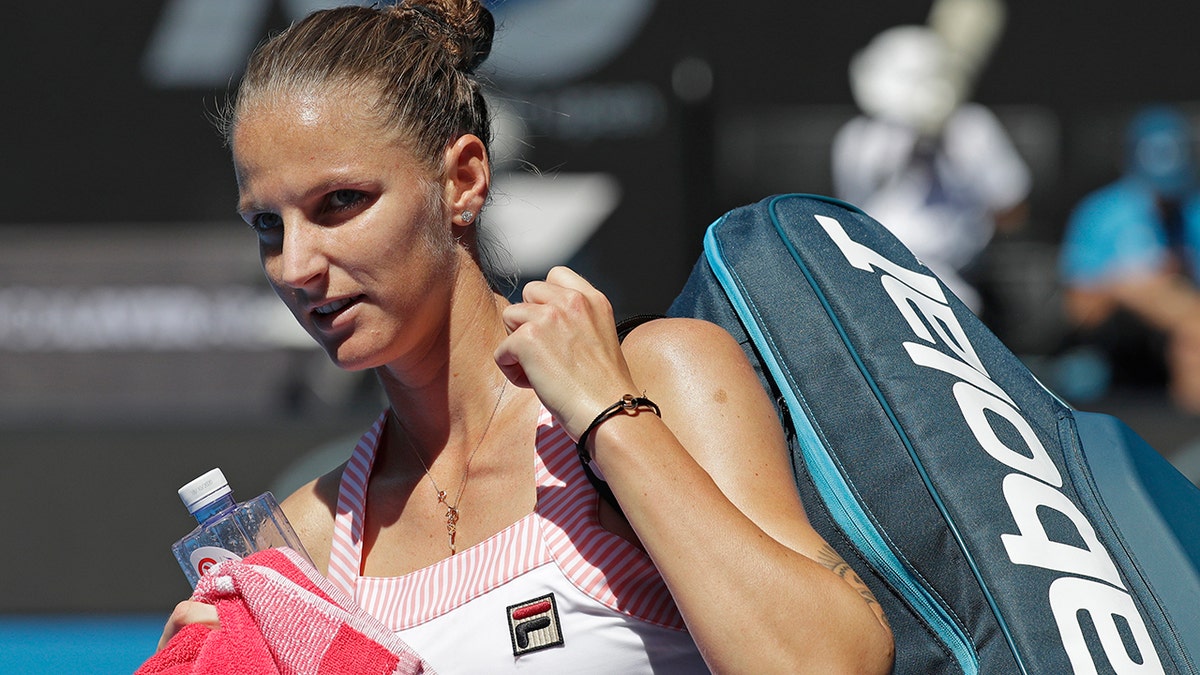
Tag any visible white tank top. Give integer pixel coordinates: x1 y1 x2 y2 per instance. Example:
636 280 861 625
326 407 709 673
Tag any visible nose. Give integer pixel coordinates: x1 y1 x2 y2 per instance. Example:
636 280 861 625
274 219 326 291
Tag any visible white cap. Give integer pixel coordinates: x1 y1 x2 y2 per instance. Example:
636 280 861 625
178 468 232 514
850 25 962 136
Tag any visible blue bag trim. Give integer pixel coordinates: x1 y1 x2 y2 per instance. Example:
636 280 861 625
702 194 984 675
771 195 1031 671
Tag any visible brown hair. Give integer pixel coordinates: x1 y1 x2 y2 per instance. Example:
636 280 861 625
223 0 495 172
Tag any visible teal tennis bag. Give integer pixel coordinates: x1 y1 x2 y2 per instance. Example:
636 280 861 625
666 194 1200 674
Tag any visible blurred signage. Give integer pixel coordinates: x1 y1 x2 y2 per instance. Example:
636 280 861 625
142 0 373 87
142 0 657 90
0 285 305 352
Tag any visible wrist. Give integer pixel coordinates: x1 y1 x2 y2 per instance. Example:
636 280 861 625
576 394 661 465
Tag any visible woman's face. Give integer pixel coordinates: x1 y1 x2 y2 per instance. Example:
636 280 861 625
232 89 457 371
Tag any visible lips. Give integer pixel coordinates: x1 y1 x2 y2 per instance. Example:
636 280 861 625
309 295 364 328
314 296 356 315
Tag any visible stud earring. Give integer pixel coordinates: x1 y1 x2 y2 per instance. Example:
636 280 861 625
460 210 475 224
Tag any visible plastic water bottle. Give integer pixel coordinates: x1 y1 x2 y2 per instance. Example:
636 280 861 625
171 468 312 587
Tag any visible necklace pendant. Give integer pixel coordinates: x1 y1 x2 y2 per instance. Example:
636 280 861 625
395 377 508 561
446 506 460 555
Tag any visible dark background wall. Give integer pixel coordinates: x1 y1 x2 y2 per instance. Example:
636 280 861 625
3 0 1200 614
9 2 1200 224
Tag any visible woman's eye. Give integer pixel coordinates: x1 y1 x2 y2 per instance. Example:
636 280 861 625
250 212 283 232
328 189 364 211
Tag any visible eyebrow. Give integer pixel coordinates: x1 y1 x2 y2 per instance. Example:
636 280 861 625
235 194 261 216
236 170 364 215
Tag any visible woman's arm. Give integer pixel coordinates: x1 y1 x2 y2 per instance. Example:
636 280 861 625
497 267 893 674
606 317 892 673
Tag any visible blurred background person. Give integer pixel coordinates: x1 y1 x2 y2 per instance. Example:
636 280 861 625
831 0 1031 319
1059 105 1200 414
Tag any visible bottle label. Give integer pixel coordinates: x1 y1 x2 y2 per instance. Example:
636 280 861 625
189 546 242 578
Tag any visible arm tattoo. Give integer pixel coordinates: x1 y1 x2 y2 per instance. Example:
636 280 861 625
816 543 891 630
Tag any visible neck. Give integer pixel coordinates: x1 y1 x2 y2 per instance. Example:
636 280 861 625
374 259 513 468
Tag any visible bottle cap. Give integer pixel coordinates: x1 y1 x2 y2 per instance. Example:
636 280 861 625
178 468 233 514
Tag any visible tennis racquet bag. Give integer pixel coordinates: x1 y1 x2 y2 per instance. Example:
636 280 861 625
666 194 1200 674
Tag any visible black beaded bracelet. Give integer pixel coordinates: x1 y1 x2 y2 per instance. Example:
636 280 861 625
576 393 661 464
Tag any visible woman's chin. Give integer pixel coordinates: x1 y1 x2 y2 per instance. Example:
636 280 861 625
322 341 382 373
328 353 379 373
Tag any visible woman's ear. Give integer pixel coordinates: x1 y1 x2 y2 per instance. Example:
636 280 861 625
443 134 490 226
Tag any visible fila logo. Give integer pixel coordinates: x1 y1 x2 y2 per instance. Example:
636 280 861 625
506 593 564 657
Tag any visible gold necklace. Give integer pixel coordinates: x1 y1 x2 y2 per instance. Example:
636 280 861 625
398 378 508 555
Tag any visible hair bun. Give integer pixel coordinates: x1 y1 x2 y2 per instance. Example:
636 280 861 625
464 7 494 73
400 0 495 74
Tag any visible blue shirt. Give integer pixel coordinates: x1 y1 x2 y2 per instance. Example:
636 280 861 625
1060 178 1200 286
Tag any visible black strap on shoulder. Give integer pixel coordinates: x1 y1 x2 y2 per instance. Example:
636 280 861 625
615 314 664 341
583 314 667 516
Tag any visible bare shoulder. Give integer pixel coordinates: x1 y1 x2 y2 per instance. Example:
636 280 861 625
619 318 819 550
619 317 750 378
619 317 765 408
279 462 345 574
618 316 781 467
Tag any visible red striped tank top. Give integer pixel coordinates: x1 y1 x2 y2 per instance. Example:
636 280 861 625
326 407 708 673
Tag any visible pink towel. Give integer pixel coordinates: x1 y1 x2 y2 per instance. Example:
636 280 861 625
136 547 432 675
